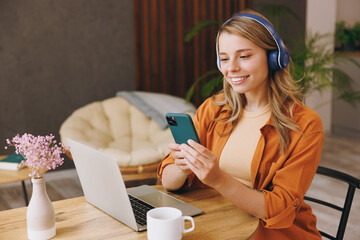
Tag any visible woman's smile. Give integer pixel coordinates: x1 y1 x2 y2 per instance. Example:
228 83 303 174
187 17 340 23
229 76 249 85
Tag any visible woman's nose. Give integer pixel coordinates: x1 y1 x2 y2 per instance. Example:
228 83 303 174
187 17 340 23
227 59 240 72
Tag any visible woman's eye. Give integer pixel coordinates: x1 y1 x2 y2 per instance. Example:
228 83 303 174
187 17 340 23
239 55 250 59
220 58 229 62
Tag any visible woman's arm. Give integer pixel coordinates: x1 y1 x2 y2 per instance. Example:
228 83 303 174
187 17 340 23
214 170 266 219
161 164 189 191
180 139 266 219
161 143 192 191
158 97 223 192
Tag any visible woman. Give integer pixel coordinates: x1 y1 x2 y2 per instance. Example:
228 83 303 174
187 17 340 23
157 10 323 239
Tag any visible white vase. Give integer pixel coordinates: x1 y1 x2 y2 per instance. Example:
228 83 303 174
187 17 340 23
27 177 56 240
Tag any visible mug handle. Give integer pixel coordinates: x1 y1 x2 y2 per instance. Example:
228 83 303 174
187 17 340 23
182 216 195 233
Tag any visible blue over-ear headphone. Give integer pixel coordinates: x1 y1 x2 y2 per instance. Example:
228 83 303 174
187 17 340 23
216 13 289 72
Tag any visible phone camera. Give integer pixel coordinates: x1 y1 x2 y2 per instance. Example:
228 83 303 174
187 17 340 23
166 116 178 126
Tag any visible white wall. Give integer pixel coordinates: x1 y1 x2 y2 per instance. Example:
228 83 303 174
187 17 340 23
336 0 360 25
305 0 337 134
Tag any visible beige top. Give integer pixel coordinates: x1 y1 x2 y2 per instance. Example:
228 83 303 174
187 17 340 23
219 105 271 187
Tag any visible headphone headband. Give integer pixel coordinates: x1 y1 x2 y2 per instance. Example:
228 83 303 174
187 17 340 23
216 13 289 71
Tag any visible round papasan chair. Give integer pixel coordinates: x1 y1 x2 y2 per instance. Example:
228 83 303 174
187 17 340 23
59 92 196 180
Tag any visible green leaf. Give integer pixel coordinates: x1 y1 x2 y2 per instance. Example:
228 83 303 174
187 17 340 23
200 75 223 98
185 70 221 102
338 91 360 107
185 20 223 42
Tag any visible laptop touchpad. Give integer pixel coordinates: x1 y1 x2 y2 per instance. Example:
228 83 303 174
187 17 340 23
138 191 184 208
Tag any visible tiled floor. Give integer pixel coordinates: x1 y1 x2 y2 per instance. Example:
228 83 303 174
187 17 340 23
306 133 360 239
0 134 359 239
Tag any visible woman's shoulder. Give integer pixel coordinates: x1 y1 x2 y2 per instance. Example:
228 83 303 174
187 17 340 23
292 103 323 133
197 93 226 116
193 93 227 126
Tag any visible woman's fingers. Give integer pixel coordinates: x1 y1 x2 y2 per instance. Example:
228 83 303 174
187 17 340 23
178 146 204 175
182 149 205 169
178 140 220 186
175 158 192 175
169 141 218 178
180 140 210 165
187 139 214 159
170 142 192 174
168 143 181 151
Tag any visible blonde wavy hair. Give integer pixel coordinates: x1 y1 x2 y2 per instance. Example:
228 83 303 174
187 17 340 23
214 10 303 154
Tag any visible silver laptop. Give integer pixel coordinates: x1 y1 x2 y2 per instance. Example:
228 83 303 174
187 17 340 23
67 138 202 232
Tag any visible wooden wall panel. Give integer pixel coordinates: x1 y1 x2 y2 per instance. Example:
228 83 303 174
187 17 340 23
134 0 251 105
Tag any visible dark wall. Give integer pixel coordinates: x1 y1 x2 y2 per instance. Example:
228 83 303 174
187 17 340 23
0 0 136 155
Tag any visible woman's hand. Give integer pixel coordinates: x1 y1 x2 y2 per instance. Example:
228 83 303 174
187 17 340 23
180 139 224 188
161 143 193 191
176 140 266 219
168 143 192 175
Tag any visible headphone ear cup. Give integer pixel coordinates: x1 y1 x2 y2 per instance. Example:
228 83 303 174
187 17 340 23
268 50 280 71
280 50 290 69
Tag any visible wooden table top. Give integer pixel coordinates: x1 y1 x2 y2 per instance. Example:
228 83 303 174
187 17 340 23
0 186 259 240
0 155 30 184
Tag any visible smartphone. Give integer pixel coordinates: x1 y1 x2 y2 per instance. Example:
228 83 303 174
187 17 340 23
165 113 200 144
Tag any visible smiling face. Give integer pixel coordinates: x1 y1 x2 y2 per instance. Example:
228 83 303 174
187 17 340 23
218 32 269 100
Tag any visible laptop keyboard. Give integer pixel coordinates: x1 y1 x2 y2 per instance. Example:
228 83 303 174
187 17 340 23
128 195 155 226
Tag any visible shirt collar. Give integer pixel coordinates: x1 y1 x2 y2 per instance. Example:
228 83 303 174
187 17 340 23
219 104 275 127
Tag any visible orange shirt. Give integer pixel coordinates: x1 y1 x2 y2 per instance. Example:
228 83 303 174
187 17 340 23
157 95 324 239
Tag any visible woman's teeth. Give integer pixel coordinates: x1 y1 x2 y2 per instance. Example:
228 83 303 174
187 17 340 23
232 76 247 82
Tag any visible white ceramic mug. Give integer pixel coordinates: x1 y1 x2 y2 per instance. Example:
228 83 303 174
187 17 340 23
147 207 195 240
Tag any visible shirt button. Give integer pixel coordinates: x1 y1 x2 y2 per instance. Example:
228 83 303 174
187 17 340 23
293 202 298 207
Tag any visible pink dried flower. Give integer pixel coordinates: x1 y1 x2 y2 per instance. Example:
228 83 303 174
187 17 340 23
5 133 70 178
